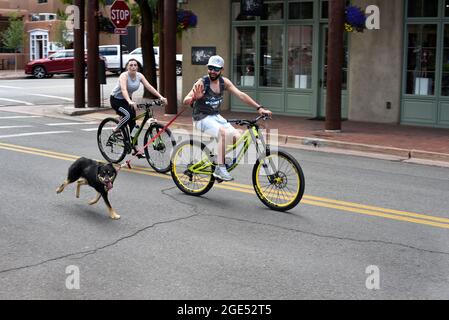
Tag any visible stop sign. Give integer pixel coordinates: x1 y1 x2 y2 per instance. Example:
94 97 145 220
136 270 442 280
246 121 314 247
110 0 131 29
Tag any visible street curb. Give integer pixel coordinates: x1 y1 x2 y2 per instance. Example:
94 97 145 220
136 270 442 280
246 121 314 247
410 149 449 162
287 136 411 158
63 106 112 116
155 121 449 164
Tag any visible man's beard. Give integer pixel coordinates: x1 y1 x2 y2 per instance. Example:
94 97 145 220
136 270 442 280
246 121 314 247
209 73 221 81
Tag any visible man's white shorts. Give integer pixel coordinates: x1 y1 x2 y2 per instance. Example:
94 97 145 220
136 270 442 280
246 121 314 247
193 114 238 139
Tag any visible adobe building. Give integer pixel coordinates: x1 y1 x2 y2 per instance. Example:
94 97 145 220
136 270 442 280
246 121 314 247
179 0 449 129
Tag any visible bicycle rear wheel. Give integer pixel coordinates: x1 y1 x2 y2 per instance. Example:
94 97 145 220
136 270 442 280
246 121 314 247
97 117 128 163
170 140 215 196
143 123 176 173
252 150 305 211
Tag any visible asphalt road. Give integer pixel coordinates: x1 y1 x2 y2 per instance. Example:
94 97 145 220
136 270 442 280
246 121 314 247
1 110 449 300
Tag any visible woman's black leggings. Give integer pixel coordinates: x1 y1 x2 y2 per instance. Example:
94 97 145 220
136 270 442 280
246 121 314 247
110 96 136 133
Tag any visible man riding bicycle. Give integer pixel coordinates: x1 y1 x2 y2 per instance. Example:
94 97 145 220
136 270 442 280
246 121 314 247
183 55 272 181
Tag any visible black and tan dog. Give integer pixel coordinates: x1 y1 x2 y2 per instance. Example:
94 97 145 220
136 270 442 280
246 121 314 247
56 157 120 219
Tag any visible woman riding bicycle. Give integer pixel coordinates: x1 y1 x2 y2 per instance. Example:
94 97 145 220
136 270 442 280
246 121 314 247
110 58 167 154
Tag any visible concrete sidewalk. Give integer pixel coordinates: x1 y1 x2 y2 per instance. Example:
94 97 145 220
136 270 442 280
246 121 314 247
1 103 448 168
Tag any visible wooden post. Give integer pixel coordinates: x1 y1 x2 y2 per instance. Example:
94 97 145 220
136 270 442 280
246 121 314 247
87 0 100 108
74 0 85 108
163 0 177 114
325 0 345 131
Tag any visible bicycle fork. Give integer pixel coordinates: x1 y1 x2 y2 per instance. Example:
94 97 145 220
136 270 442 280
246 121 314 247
249 127 278 180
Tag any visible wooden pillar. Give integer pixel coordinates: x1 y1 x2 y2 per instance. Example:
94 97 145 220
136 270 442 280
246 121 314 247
163 0 177 114
87 0 100 108
74 0 85 108
325 0 345 131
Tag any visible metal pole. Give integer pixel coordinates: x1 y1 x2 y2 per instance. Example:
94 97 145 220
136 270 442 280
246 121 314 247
119 35 123 72
163 0 177 114
325 0 345 131
87 0 100 108
74 0 85 108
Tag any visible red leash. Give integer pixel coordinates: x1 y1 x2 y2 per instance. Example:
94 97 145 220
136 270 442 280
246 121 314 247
123 106 187 169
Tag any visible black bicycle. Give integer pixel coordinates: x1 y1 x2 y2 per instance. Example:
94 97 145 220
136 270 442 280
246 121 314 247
97 99 175 173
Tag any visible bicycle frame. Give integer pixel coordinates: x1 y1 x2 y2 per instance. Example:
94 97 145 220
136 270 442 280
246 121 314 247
188 124 272 175
123 107 157 147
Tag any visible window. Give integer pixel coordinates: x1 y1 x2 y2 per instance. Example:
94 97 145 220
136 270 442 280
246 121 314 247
405 24 437 95
38 0 48 3
289 1 313 20
261 1 284 20
233 27 256 87
408 0 438 17
288 26 313 88
441 25 449 95
260 26 284 87
232 0 256 20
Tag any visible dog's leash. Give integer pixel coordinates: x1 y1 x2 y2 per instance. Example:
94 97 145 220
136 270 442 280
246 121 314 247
121 106 188 170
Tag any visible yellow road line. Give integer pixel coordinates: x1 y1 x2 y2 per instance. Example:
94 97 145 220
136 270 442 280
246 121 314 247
2 142 449 230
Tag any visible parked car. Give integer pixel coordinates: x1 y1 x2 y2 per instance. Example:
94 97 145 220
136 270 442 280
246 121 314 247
122 47 183 76
25 49 107 79
99 44 128 74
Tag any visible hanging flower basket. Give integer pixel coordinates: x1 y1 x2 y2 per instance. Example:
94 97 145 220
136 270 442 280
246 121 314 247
345 5 366 32
176 9 197 33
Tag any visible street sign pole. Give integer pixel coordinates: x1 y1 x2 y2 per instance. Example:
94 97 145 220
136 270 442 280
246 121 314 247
110 0 131 74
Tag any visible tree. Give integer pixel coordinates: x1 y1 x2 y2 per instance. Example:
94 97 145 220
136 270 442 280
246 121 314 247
1 12 24 72
135 0 159 98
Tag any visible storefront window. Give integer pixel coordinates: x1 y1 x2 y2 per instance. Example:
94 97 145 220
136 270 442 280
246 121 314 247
260 26 284 87
289 1 313 19
261 1 284 20
233 27 256 87
445 0 449 16
441 25 449 95
288 26 313 89
232 0 256 21
408 0 438 17
405 24 437 95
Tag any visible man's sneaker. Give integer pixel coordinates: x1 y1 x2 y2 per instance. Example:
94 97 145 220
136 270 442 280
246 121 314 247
213 165 233 181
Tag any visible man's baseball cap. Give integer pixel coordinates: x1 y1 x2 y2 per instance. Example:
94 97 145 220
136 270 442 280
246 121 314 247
207 55 224 68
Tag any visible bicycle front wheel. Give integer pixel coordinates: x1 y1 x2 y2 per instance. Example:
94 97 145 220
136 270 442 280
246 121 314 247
143 123 176 173
171 140 215 196
97 117 128 163
252 150 305 211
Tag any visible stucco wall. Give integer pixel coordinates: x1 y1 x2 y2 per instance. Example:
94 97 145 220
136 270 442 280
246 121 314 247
180 0 231 109
348 0 403 123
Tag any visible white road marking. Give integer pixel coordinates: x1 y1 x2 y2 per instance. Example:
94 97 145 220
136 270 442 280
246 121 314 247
0 85 23 89
0 131 71 139
0 125 33 129
0 98 34 106
81 128 101 131
29 94 73 102
0 116 42 119
46 121 99 126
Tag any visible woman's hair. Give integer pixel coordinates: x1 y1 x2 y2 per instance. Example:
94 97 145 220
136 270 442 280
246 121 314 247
125 58 140 70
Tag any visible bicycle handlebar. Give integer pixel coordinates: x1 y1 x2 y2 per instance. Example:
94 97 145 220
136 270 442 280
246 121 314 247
227 114 271 126
136 99 164 110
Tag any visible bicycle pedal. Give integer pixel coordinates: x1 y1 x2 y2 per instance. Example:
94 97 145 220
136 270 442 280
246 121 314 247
215 178 223 183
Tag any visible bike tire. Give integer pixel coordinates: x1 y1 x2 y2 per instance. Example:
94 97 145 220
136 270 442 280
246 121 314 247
170 140 215 196
143 122 176 173
252 150 305 211
97 117 128 163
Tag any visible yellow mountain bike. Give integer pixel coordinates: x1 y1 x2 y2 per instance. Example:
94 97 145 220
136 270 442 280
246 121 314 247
170 115 305 211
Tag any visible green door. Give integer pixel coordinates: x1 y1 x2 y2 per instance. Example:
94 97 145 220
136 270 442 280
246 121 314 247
318 25 349 119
